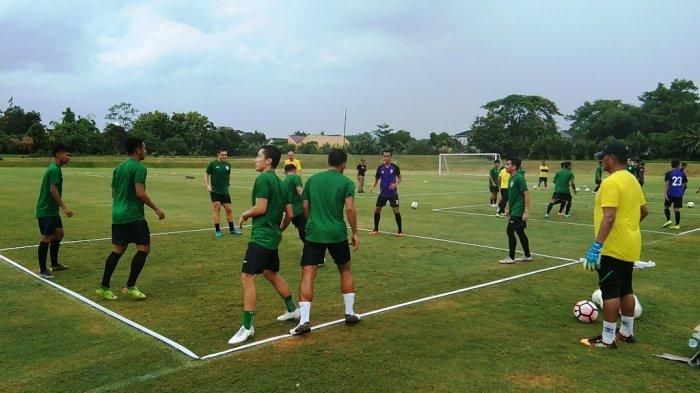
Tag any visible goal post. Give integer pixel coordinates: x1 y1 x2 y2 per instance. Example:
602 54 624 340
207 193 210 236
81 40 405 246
438 153 501 175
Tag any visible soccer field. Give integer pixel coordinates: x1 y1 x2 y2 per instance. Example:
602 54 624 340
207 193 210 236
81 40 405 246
1 160 699 392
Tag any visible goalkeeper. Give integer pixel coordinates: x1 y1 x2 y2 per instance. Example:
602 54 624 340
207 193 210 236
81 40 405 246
581 141 648 349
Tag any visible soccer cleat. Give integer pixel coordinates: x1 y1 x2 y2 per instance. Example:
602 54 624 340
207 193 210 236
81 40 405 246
615 329 637 344
396 232 404 237
51 263 69 271
669 224 680 229
499 257 516 264
661 220 672 228
39 270 55 279
580 335 617 349
369 230 379 235
96 286 118 300
122 286 147 300
214 230 223 238
289 322 312 336
229 227 242 236
345 314 361 325
565 214 571 218
515 256 533 262
557 212 565 217
277 308 301 321
228 325 255 345
544 213 549 218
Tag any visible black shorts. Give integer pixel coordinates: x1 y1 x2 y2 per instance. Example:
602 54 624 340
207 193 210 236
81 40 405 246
489 186 499 193
551 192 572 202
210 192 232 204
242 242 280 274
37 216 63 236
538 177 547 182
597 255 634 300
376 195 400 208
112 220 150 246
507 216 527 231
664 196 683 209
301 240 351 266
291 214 306 229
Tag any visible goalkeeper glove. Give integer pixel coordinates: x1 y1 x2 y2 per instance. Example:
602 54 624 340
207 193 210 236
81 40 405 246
582 241 602 271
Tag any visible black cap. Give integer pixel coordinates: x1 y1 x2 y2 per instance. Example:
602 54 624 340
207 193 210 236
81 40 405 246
594 141 629 160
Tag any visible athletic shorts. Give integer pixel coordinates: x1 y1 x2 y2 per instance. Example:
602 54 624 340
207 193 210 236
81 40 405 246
112 220 150 246
538 177 547 183
376 195 399 208
301 240 351 266
489 186 499 193
37 215 63 236
551 192 572 202
597 255 634 300
210 192 232 204
507 216 527 231
664 196 683 209
242 242 280 274
291 214 306 229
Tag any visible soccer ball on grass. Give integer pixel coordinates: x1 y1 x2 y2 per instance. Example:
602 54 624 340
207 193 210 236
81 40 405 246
410 201 418 209
688 201 696 208
574 300 598 323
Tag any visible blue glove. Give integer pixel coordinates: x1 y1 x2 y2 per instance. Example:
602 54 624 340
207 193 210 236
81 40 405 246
582 241 602 271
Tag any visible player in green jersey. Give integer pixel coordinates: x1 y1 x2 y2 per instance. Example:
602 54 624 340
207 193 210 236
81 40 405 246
290 149 360 336
96 137 165 301
545 161 577 218
489 160 500 207
228 145 299 345
35 144 74 279
205 148 241 238
499 158 532 264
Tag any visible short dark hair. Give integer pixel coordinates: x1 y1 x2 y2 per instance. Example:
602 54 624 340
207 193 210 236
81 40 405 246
328 148 347 167
217 147 227 154
508 157 522 169
52 143 68 157
125 137 144 155
383 149 393 156
671 160 680 168
563 161 572 169
682 162 688 167
284 163 297 173
494 159 501 164
261 145 281 168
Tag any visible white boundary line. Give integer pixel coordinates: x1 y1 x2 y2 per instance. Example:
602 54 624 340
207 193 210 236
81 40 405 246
432 208 675 236
0 253 200 359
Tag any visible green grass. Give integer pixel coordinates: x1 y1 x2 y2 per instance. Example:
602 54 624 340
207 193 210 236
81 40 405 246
1 158 699 392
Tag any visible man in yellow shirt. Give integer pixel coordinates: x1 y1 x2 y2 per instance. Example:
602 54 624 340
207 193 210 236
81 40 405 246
496 163 511 217
537 160 549 189
581 141 649 349
284 151 302 174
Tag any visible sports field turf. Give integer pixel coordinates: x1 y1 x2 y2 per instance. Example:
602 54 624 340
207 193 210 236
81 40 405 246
1 157 698 392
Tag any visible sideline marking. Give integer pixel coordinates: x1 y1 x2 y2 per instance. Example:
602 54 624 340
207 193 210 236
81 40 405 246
0 253 199 360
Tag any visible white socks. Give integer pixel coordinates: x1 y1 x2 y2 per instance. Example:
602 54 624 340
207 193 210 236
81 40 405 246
343 293 355 315
602 321 616 344
620 315 634 338
299 301 311 324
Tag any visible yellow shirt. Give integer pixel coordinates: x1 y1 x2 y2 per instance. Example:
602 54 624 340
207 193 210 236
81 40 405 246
593 170 646 262
284 158 302 172
499 168 510 189
539 165 549 178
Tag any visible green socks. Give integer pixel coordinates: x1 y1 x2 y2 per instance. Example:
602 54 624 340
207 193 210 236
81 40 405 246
283 295 297 312
242 311 254 329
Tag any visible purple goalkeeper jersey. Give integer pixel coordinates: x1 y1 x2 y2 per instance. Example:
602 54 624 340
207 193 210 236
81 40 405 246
375 163 401 197
665 169 687 197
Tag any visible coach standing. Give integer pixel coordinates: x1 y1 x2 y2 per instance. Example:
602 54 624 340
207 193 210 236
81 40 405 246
581 141 649 349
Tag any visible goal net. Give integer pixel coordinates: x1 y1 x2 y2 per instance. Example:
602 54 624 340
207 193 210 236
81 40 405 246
438 153 501 176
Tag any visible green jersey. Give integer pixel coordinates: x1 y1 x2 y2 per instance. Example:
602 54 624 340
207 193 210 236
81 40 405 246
283 174 304 217
626 164 635 175
507 172 528 217
302 169 355 244
250 171 288 250
35 163 63 217
553 169 574 193
489 167 499 188
595 165 603 182
206 160 231 195
112 158 147 224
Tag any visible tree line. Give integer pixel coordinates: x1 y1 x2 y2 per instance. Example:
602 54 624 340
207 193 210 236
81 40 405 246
1 78 698 159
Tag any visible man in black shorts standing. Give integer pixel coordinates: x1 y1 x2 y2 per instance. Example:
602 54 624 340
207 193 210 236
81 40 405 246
35 144 74 279
356 158 367 193
205 148 241 238
488 159 500 207
96 137 165 300
545 161 577 218
369 150 402 236
290 149 360 336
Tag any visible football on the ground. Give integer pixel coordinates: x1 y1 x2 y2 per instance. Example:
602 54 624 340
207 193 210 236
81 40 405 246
584 187 590 192
410 201 418 209
533 185 538 189
574 300 598 323
688 201 696 208
575 187 581 192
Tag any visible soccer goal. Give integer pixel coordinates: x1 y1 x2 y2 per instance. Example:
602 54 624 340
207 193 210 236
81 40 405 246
438 153 501 175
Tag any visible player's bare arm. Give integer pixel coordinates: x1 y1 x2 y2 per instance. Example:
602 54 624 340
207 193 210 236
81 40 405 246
50 184 73 217
594 206 617 244
280 203 293 231
135 183 165 220
345 196 359 250
239 197 268 227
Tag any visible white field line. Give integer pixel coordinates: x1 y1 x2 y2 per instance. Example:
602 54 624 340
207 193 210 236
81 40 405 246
432 208 675 236
0 253 199 360
355 190 487 199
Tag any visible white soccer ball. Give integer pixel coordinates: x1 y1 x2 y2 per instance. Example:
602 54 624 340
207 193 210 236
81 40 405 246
533 185 538 189
410 201 418 209
575 187 581 192
574 300 598 323
688 201 696 208
584 187 591 192
591 289 603 308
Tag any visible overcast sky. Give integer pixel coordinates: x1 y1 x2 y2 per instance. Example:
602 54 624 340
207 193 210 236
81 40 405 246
1 0 699 138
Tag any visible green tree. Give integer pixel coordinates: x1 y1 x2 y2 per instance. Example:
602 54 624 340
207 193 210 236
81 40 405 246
428 132 456 152
347 132 378 155
405 139 435 155
132 111 173 141
0 104 42 137
105 102 139 130
372 123 394 149
171 111 216 155
297 141 318 154
26 123 48 153
567 100 641 141
639 79 700 134
103 123 128 154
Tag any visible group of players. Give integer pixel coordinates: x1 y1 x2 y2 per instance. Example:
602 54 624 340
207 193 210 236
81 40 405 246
33 140 407 346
